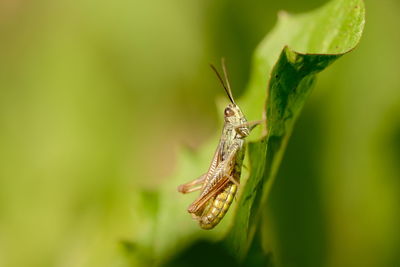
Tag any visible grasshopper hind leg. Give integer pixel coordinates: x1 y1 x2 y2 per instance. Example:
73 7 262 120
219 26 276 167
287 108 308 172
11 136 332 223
177 174 206 194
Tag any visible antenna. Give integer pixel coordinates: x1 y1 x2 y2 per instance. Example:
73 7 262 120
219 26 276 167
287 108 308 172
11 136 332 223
209 60 236 104
221 58 235 104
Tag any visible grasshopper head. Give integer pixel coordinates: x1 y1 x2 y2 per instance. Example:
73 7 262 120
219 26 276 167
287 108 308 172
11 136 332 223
224 103 249 137
210 59 250 137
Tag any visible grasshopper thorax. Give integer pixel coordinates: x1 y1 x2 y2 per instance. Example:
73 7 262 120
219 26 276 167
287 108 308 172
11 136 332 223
224 103 249 138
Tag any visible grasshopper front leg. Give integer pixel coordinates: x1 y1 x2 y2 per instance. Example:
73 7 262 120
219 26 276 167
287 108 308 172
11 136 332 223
235 119 267 132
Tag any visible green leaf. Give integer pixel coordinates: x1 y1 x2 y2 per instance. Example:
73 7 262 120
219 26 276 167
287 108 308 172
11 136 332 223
150 0 365 264
227 0 365 259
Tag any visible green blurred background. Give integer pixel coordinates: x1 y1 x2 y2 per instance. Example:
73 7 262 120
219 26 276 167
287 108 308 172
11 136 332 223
0 0 399 267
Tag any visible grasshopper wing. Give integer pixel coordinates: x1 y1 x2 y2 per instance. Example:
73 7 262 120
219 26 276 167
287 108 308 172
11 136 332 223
188 143 240 214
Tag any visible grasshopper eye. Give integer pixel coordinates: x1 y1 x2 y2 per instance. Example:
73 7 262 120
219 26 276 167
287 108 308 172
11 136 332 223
224 107 234 117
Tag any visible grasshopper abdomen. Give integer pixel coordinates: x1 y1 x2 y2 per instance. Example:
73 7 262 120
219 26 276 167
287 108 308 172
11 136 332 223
199 183 237 229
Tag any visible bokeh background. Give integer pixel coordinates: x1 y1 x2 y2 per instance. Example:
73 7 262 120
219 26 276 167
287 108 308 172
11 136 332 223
0 0 399 267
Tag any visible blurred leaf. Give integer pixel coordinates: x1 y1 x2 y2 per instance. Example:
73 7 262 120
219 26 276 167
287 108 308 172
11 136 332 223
148 0 365 264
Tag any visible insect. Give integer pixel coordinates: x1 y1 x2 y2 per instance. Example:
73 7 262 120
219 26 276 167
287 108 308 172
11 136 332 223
177 59 264 229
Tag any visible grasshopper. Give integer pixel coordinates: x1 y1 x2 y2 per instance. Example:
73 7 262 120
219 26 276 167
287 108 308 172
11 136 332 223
178 59 264 229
